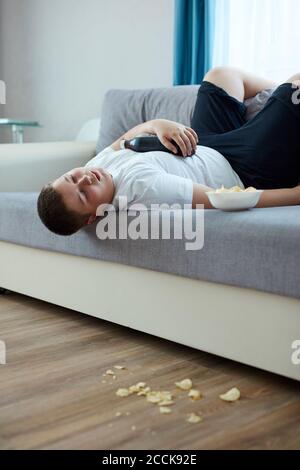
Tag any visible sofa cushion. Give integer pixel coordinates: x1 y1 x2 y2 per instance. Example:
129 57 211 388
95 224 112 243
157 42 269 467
0 192 299 299
97 85 277 153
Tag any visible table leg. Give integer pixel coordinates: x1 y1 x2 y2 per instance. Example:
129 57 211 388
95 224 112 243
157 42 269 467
12 125 24 144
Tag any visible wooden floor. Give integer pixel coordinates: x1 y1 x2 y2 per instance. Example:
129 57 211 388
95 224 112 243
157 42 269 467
0 291 299 450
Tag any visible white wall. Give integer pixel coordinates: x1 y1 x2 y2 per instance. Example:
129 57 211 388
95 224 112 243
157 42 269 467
0 0 174 143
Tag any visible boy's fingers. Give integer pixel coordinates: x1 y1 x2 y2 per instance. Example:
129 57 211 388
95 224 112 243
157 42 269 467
184 129 197 151
187 127 199 143
173 135 188 156
161 136 177 153
180 132 192 155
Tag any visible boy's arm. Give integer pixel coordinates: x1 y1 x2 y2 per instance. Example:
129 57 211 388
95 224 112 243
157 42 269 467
192 184 300 209
111 121 156 151
256 186 300 208
192 183 214 208
110 119 198 156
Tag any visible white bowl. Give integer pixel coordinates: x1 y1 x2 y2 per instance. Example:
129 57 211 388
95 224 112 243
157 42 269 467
207 190 264 211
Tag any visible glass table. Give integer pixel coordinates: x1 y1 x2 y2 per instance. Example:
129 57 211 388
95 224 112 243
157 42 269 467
0 119 41 143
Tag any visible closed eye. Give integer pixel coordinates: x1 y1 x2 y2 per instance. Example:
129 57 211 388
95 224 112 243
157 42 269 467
65 176 86 202
80 190 88 201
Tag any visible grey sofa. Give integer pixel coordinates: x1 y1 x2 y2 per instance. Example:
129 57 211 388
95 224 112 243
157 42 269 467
0 85 299 382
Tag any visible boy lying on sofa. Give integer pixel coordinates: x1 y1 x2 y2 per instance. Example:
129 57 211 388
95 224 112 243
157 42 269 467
37 66 300 235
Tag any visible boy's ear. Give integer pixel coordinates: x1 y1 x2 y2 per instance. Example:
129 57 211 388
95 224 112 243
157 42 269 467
85 214 97 225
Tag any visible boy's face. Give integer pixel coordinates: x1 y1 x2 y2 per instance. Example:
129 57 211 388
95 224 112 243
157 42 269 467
53 167 115 222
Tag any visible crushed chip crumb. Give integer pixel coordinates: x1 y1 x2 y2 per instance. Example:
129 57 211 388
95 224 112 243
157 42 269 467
116 388 131 397
187 412 203 424
137 387 151 396
136 382 146 388
219 387 241 402
115 411 122 417
158 399 174 406
146 391 173 404
129 382 147 394
188 389 202 400
106 369 115 375
175 379 193 390
114 365 126 370
147 394 161 404
160 406 172 414
131 425 136 431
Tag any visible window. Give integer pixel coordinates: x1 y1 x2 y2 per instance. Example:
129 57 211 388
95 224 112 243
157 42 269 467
212 0 300 82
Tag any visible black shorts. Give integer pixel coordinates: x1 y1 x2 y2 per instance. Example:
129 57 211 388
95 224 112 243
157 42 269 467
191 81 300 189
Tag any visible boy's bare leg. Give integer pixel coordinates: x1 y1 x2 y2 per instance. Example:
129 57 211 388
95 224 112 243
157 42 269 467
203 66 278 102
286 72 300 87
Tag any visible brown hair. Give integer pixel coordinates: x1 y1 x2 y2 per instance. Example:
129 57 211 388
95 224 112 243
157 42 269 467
37 184 89 236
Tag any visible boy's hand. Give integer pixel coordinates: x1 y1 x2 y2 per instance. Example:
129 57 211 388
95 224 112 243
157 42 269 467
293 185 300 204
151 119 198 157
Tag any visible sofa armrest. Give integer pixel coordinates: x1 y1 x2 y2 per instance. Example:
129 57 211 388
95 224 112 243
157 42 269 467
0 141 96 192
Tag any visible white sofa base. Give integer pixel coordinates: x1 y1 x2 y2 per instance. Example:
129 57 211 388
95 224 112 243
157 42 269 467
1 240 299 381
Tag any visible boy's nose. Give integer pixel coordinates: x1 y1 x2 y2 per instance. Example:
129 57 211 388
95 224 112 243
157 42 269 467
78 174 92 185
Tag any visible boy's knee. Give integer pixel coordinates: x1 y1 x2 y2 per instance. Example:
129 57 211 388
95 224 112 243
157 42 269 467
286 73 300 84
203 66 245 102
204 66 229 82
204 66 239 83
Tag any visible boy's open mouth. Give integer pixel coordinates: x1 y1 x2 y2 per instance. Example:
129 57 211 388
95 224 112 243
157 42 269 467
90 169 102 182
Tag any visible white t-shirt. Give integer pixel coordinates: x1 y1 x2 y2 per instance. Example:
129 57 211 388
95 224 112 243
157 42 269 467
85 145 244 209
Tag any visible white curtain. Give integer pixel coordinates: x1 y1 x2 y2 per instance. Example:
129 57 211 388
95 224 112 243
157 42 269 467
212 0 300 82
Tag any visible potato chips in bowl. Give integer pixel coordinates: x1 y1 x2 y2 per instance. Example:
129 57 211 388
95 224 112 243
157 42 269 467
207 185 263 211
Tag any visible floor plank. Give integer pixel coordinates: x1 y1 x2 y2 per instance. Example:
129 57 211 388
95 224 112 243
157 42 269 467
0 291 299 450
